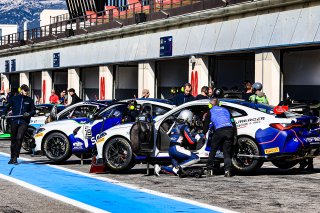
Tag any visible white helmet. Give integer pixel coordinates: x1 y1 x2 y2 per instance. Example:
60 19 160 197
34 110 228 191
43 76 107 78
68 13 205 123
177 110 193 124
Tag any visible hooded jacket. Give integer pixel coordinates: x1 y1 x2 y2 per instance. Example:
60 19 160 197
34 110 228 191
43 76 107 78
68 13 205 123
249 91 268 104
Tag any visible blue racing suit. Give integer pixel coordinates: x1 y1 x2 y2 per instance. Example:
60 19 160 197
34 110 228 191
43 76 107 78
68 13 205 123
161 122 202 174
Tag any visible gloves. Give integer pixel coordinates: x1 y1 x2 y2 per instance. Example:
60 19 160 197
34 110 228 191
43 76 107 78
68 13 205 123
23 112 30 117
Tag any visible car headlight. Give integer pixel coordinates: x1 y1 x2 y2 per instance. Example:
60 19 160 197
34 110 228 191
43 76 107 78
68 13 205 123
36 128 45 134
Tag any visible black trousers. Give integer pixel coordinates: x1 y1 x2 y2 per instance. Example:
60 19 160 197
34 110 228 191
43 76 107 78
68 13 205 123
207 127 234 172
10 122 28 159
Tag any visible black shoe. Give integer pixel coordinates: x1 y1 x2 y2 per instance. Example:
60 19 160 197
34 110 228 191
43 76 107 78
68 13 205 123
206 168 218 177
224 171 232 177
306 165 314 171
12 157 18 165
8 158 14 164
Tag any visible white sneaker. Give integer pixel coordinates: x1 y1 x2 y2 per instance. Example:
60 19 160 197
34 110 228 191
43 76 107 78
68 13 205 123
172 167 179 175
154 164 161 176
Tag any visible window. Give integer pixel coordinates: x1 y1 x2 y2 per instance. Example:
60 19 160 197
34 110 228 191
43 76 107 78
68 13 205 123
72 105 98 118
223 106 247 118
152 105 171 117
97 103 128 119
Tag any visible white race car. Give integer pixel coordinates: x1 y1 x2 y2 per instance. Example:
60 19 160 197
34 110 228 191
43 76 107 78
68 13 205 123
95 99 320 173
34 99 175 163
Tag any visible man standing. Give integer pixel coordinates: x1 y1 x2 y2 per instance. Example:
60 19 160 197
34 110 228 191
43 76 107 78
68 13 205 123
172 83 194 106
3 84 35 164
68 88 82 106
249 82 268 104
49 89 59 104
196 86 209 100
204 98 235 177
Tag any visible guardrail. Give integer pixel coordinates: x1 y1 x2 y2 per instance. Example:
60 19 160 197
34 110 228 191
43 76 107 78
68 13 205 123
0 0 250 50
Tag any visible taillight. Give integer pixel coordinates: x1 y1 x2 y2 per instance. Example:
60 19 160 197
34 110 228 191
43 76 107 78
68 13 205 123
269 123 302 131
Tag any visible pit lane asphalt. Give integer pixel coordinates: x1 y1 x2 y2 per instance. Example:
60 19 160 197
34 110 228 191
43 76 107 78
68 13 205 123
1 139 320 213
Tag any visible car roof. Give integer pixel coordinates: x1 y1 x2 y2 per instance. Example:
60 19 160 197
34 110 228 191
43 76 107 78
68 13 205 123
121 98 174 105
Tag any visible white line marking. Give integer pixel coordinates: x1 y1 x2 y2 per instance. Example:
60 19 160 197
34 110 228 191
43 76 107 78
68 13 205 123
0 174 110 213
0 152 237 213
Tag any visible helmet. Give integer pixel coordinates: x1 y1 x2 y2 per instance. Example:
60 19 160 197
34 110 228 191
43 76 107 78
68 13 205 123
177 110 193 124
213 88 224 98
252 82 263 91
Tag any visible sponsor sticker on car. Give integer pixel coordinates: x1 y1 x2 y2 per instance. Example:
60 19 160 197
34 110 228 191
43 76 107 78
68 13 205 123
305 137 320 143
264 147 280 154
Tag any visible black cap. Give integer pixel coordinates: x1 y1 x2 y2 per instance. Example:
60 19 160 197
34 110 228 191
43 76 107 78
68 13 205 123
68 88 75 93
20 84 29 92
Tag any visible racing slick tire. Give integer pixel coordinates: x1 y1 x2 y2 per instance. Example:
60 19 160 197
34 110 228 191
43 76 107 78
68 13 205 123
21 127 36 153
43 132 72 163
232 137 263 174
103 137 135 172
271 159 299 169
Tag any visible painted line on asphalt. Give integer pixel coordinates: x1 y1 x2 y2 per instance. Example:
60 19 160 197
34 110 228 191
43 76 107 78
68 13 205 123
0 152 237 213
0 173 110 213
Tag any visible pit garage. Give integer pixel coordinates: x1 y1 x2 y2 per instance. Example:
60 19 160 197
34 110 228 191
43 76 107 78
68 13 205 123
209 53 255 91
53 71 68 95
29 72 42 103
115 65 138 100
283 48 320 102
8 73 19 94
80 67 99 101
156 58 189 99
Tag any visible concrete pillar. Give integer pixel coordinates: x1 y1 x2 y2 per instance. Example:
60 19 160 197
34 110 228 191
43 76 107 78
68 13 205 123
99 65 114 100
20 72 29 86
1 74 10 92
188 56 209 96
138 62 155 98
41 71 53 104
68 68 80 104
255 51 281 105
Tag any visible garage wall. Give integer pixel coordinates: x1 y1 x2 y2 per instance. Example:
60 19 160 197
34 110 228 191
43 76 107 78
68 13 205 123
283 49 320 101
30 72 42 101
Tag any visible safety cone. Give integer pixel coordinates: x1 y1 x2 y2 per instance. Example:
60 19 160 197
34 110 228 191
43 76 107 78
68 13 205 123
89 156 107 173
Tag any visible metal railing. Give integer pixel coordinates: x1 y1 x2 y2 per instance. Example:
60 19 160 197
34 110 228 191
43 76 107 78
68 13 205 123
0 0 250 50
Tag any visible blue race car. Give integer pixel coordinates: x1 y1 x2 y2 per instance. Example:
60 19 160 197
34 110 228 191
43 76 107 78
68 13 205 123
34 99 175 163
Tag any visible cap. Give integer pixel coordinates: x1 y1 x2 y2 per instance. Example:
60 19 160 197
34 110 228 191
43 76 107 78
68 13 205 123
20 84 29 92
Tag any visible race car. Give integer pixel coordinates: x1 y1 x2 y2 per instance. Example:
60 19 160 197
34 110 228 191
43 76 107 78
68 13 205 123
95 99 320 173
34 99 175 163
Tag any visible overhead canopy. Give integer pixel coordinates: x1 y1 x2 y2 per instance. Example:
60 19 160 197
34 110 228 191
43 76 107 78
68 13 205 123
66 0 107 18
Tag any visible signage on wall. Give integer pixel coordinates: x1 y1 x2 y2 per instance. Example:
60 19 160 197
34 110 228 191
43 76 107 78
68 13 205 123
11 59 16 72
160 36 172 57
5 60 9 72
53 53 60 67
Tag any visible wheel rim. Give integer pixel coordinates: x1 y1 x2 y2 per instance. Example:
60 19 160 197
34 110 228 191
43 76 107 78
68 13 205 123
46 136 67 158
106 140 130 168
22 129 35 151
234 139 257 168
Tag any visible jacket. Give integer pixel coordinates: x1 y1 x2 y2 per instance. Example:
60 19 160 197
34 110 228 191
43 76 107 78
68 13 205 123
4 94 35 124
172 93 195 106
70 94 82 105
209 106 233 130
249 91 268 104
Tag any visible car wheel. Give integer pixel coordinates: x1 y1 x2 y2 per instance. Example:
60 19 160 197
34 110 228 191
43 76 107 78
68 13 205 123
232 137 264 173
43 132 72 163
21 127 36 153
103 137 135 172
271 159 299 169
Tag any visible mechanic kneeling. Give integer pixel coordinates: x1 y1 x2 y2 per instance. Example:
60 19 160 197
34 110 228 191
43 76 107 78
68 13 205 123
204 98 235 177
3 85 35 165
154 110 204 176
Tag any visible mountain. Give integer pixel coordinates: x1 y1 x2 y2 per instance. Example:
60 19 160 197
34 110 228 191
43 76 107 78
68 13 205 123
0 0 67 31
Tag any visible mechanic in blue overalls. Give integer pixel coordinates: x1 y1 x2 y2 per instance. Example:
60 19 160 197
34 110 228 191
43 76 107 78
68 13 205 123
204 98 235 177
154 110 204 176
3 84 35 165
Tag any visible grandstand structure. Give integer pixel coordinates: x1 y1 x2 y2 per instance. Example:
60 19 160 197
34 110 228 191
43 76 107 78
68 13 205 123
1 0 320 104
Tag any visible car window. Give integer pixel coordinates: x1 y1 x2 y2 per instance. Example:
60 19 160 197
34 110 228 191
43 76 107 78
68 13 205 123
223 106 247 118
152 105 171 117
98 103 128 118
35 106 52 117
72 105 98 118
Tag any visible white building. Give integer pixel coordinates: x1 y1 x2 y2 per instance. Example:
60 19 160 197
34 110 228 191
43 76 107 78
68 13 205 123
40 9 69 27
0 24 18 37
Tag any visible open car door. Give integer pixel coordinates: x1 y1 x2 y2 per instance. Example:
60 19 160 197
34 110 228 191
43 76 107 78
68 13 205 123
45 104 58 124
130 103 154 155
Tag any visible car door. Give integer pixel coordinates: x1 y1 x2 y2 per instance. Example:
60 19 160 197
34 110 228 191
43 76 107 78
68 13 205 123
130 103 154 154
